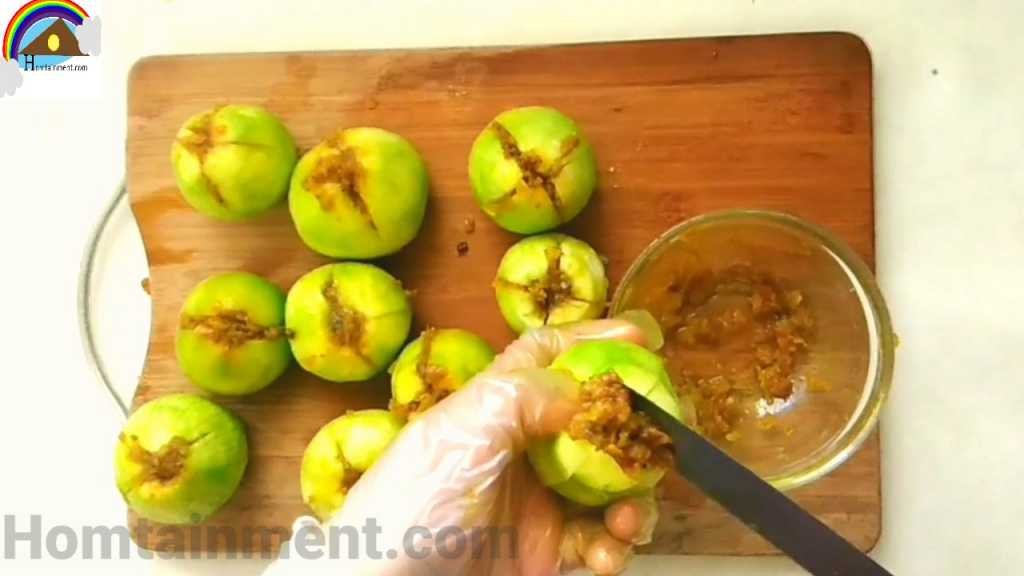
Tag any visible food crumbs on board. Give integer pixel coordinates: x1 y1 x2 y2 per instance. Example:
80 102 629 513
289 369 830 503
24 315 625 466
456 241 469 257
462 217 476 235
446 84 469 98
608 166 617 174
141 277 151 295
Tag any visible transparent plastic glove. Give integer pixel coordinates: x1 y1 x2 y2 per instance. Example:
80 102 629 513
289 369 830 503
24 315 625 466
265 317 661 576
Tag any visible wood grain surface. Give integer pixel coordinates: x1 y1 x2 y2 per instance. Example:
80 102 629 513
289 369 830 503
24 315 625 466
126 32 878 556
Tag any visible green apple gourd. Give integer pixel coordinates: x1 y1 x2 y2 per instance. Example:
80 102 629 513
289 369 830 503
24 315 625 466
286 262 412 382
114 394 248 524
300 409 403 521
289 127 429 259
389 328 495 419
494 233 608 333
528 340 692 507
469 106 597 234
175 272 290 396
171 105 297 220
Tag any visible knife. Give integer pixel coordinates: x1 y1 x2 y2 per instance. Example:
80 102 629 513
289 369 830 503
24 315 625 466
633 393 894 576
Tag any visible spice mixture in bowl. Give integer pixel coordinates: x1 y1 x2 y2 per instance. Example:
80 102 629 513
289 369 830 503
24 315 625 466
612 210 895 490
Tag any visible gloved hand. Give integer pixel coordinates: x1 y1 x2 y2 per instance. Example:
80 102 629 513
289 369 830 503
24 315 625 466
266 317 661 576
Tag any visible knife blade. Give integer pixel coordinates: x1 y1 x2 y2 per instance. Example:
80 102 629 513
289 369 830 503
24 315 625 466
633 393 893 576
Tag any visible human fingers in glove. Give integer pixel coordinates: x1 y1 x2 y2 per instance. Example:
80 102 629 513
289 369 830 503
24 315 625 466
267 317 661 576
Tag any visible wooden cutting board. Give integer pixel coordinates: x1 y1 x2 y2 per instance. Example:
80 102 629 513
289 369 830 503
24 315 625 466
126 32 878 555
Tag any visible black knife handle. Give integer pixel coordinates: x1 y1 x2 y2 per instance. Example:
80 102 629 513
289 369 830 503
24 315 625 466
636 394 893 576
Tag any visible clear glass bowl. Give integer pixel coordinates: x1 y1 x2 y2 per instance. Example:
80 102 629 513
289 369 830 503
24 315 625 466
611 210 895 491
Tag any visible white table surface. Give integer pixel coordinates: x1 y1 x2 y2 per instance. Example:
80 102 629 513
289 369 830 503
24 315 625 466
2 0 1022 574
